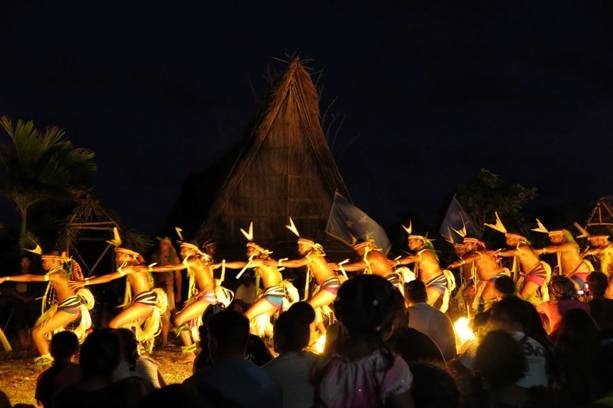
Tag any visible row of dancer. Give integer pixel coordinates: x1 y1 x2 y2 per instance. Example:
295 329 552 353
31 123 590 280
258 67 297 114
0 219 452 364
2 214 611 365
448 214 613 314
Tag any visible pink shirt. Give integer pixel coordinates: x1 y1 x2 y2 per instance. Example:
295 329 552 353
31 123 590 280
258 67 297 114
315 350 413 408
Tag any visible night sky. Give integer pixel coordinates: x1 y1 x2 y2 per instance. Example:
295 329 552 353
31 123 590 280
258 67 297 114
1 1 612 236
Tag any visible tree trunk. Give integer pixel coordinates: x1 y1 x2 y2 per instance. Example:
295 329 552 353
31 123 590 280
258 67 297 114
18 206 27 254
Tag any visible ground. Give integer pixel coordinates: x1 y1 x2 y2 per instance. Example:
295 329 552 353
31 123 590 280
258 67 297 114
0 345 192 406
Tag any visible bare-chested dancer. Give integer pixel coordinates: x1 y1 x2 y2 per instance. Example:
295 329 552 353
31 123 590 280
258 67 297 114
449 240 475 312
280 240 340 310
533 221 593 291
71 231 167 350
148 241 221 362
485 213 551 304
397 226 454 311
584 236 612 283
448 237 510 312
224 223 287 328
0 250 92 365
497 234 551 304
277 219 341 332
334 239 404 294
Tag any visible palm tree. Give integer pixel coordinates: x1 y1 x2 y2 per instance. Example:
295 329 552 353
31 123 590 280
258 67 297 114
0 116 97 251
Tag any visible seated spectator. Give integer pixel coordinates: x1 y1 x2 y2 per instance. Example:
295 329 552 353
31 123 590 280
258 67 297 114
246 334 273 366
537 276 591 334
184 310 282 408
489 296 550 390
411 362 460 408
313 275 414 408
474 330 535 407
592 322 613 406
588 272 613 330
35 331 81 408
553 309 602 406
493 275 517 298
192 303 225 374
405 280 457 360
264 302 319 408
54 329 150 408
112 328 164 388
388 327 445 365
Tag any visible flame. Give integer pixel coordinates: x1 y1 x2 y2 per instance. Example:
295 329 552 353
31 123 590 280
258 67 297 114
312 334 327 355
454 317 475 349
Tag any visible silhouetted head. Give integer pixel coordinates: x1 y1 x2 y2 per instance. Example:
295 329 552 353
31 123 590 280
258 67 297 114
50 331 79 362
207 311 250 361
334 275 399 341
79 329 121 379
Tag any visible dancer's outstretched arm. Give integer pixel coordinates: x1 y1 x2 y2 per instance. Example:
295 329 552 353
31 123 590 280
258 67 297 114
0 274 48 284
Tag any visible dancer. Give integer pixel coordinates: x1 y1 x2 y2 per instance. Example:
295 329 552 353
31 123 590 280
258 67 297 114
224 223 297 333
581 226 613 278
444 226 479 313
533 220 593 291
448 236 510 312
0 248 93 365
396 223 455 312
486 213 551 304
71 229 167 352
150 236 229 363
277 219 341 333
449 238 476 313
335 238 405 294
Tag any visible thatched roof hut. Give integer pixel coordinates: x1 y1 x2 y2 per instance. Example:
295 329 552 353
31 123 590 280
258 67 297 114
196 58 349 248
186 58 349 255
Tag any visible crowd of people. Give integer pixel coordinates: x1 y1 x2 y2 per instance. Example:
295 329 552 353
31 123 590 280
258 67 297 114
1 271 613 407
1 215 613 407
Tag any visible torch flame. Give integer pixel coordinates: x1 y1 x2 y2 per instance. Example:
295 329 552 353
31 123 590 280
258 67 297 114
312 334 327 355
454 317 475 350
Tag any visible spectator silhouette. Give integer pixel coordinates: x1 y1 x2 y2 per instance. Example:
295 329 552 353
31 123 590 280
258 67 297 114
553 309 602 406
405 280 456 360
536 276 590 335
264 302 319 408
410 362 459 408
35 331 81 408
112 328 163 388
184 310 281 408
54 329 150 408
587 272 613 330
313 275 414 408
489 296 551 390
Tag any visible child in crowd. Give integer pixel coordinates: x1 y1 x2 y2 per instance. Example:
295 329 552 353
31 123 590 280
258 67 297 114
313 275 414 408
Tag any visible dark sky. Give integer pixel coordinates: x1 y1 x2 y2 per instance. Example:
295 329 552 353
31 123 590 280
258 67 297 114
1 0 612 235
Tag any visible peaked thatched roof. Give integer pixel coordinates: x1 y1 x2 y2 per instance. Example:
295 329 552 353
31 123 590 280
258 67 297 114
586 196 613 235
194 58 349 252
